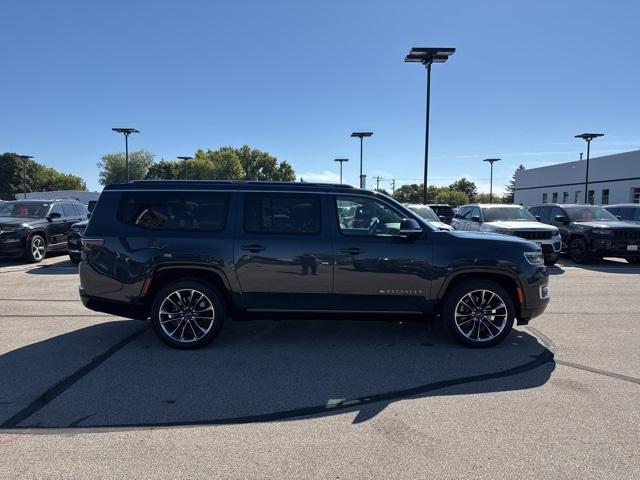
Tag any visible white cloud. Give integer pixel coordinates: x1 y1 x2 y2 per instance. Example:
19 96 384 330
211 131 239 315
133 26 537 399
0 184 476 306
296 170 340 183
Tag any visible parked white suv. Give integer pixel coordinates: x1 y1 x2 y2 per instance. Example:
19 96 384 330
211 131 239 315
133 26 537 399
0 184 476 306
452 204 561 265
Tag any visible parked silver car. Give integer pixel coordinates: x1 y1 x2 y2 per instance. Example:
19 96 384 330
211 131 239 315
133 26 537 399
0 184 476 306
452 204 561 264
404 204 454 231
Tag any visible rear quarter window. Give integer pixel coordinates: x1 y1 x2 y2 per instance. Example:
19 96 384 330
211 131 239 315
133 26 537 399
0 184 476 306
118 191 230 232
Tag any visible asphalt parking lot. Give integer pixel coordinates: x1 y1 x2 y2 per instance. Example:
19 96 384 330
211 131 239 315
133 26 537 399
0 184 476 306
0 254 638 479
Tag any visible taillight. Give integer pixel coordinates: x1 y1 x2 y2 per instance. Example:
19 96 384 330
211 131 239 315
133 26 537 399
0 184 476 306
81 238 104 249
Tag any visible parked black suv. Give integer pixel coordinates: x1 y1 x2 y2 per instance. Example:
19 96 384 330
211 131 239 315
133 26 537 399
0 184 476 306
604 204 640 226
529 204 640 264
427 204 455 224
0 200 88 262
68 219 89 264
79 181 549 349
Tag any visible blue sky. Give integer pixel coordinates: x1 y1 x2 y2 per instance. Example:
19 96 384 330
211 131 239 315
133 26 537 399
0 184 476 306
3 0 639 194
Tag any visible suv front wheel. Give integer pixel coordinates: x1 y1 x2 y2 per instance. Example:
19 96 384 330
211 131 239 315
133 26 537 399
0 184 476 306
442 279 515 348
150 279 226 349
24 234 47 263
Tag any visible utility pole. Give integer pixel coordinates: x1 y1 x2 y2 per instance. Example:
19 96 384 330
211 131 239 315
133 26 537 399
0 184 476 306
373 176 384 191
390 179 396 195
17 155 34 199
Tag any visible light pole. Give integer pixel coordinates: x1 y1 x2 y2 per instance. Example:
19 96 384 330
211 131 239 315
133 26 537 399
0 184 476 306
112 128 140 182
483 158 501 203
575 133 604 204
334 158 348 184
405 47 455 204
350 132 373 189
17 155 34 199
177 156 193 179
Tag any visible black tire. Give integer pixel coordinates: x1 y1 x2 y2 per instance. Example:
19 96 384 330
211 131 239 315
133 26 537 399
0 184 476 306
569 237 592 264
150 279 226 349
23 234 47 263
626 257 640 264
442 279 515 348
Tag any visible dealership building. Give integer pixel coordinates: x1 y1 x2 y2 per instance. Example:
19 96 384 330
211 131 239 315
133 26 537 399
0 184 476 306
514 149 640 207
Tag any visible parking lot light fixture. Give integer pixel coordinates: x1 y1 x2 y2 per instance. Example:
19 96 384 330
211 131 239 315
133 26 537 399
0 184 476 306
575 133 604 204
483 158 501 203
112 128 140 183
350 132 373 189
405 47 455 204
334 158 349 184
17 155 34 199
177 156 194 179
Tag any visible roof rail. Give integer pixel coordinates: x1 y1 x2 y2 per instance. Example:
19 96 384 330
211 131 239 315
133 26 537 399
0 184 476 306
129 179 356 189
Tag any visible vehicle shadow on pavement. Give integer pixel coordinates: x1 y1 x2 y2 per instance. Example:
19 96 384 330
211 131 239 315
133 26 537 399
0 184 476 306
24 261 78 275
0 319 555 430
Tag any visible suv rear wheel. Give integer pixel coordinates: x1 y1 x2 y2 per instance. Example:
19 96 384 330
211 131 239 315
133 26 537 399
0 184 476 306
24 234 46 263
150 279 226 349
442 279 515 348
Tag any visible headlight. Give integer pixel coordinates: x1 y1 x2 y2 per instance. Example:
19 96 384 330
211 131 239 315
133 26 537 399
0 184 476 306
524 251 544 266
592 229 612 235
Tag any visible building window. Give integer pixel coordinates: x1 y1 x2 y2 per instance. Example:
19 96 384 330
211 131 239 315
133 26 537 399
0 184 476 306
542 193 548 204
601 189 609 205
633 188 640 204
575 191 582 203
562 192 569 203
552 192 558 203
588 190 595 205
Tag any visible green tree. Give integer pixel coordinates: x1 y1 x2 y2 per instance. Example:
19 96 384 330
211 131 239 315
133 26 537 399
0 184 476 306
192 149 245 180
503 164 525 204
476 193 502 204
393 184 422 203
97 150 155 186
145 159 184 180
449 178 478 202
235 145 296 181
0 153 86 200
434 188 469 206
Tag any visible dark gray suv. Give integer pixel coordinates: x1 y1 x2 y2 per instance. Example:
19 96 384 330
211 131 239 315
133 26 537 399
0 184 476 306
79 181 550 349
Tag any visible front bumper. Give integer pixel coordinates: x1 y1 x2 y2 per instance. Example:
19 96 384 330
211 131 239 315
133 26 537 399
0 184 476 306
0 236 26 257
589 237 640 257
517 267 550 324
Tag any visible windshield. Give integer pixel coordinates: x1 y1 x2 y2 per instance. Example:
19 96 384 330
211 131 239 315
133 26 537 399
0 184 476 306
565 206 618 222
483 206 536 222
407 206 440 222
0 202 50 219
430 205 454 217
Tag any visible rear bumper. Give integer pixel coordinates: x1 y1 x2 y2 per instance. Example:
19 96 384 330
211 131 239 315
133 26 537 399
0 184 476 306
80 287 148 320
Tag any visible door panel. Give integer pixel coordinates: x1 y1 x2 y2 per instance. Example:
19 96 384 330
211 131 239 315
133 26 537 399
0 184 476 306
234 192 333 310
332 195 432 312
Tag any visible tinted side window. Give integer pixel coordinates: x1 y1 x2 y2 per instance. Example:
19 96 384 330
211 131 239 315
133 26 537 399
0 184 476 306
470 207 481 220
50 203 64 216
62 203 76 217
118 191 230 231
74 203 88 216
550 207 565 223
243 193 321 235
335 195 404 237
538 206 552 223
455 206 467 219
529 206 540 217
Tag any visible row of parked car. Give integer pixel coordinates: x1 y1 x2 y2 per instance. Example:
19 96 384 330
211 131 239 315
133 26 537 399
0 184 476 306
408 202 640 265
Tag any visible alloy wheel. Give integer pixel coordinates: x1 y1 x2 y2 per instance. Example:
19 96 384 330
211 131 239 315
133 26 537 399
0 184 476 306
454 289 508 342
31 237 46 261
158 289 216 344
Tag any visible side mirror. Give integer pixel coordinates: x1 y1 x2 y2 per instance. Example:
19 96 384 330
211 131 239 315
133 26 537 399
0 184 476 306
48 212 62 221
438 215 446 221
535 215 541 221
87 213 92 219
470 215 481 223
399 218 423 238
616 215 622 221
554 215 569 225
